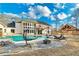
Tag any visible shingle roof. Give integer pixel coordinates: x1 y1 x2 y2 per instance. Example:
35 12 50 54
0 14 51 27
0 14 21 27
21 19 51 26
59 24 77 31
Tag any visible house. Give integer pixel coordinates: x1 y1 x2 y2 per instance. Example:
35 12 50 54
0 14 21 36
0 14 53 36
0 22 15 36
15 19 53 36
59 24 79 35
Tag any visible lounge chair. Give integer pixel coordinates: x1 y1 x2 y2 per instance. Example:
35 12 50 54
0 41 13 47
59 34 65 40
53 35 59 39
53 34 65 40
0 41 6 46
43 40 51 44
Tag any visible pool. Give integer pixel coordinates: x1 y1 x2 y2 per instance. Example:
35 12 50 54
7 36 37 42
0 35 47 42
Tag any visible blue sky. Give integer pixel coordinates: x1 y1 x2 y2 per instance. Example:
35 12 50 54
0 3 79 28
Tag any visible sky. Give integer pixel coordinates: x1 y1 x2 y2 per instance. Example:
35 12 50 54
0 3 79 29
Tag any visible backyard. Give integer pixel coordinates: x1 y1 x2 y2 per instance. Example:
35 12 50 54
0 35 79 56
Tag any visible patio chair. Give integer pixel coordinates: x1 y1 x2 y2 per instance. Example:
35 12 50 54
59 34 66 40
53 34 66 40
43 40 51 44
0 41 6 46
53 35 59 39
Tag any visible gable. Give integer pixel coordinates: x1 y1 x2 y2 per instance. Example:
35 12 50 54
0 22 6 28
60 24 76 31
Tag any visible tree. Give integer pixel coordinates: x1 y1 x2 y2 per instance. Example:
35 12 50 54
72 8 79 31
23 32 28 45
53 15 59 31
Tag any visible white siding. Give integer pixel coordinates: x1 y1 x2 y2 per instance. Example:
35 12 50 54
15 23 22 34
3 28 15 36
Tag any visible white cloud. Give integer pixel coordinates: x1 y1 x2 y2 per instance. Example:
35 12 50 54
70 8 75 11
71 17 76 20
37 5 51 17
28 11 37 19
62 5 65 9
55 3 61 8
76 3 79 8
20 12 28 18
72 3 79 11
50 15 56 21
71 17 76 22
55 3 65 9
17 3 35 6
68 14 71 17
57 13 67 20
53 9 57 12
3 12 20 18
59 21 64 23
68 21 73 24
28 5 52 19
28 6 37 19
26 3 35 6
21 12 27 15
51 23 56 28
28 6 35 11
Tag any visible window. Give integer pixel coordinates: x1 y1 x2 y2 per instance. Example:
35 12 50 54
38 30 42 34
30 30 32 33
4 29 6 33
30 23 33 26
24 27 26 28
27 30 29 33
0 28 2 33
23 30 26 33
23 23 25 25
32 30 34 33
11 29 15 33
26 23 27 26
48 30 49 33
27 23 29 26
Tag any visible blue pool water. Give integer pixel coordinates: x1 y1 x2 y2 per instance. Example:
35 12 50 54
6 36 47 42
7 36 38 42
0 35 47 42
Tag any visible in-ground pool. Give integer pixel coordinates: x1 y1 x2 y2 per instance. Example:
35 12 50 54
0 35 47 42
8 36 38 42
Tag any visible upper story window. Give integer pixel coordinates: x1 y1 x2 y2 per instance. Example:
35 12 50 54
28 23 29 26
30 23 31 26
26 23 27 26
23 23 26 25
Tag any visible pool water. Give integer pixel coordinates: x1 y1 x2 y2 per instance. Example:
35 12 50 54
8 36 38 42
0 35 47 42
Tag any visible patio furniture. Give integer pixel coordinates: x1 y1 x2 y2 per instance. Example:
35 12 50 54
26 43 32 48
43 40 51 44
53 34 66 40
0 41 13 47
0 41 6 46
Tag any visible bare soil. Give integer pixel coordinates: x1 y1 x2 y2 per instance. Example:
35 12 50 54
10 40 79 56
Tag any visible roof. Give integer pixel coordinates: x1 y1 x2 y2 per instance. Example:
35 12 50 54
21 19 51 26
21 19 38 23
37 20 51 26
0 14 21 27
59 24 77 31
0 14 51 27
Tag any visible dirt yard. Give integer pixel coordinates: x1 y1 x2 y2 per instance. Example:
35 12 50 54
9 39 79 56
